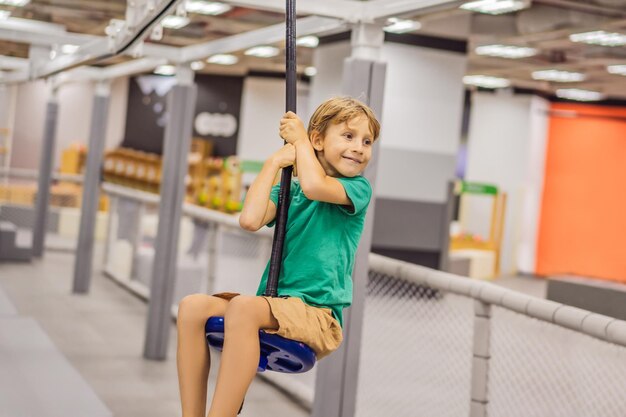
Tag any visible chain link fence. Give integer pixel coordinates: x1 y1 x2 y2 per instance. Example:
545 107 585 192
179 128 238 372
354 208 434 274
356 271 474 417
356 254 626 417
488 307 626 417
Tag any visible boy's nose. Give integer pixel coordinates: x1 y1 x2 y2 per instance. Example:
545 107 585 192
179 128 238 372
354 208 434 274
351 142 364 153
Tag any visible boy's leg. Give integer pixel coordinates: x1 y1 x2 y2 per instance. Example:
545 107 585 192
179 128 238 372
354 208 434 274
177 294 229 417
208 295 278 417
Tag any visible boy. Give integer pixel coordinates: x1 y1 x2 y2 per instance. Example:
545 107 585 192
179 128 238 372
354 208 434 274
176 97 380 417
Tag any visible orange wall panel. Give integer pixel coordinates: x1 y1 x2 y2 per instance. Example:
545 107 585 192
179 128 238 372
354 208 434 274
536 103 626 283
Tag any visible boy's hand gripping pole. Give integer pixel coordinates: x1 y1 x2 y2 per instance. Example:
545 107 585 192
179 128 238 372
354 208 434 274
265 0 296 297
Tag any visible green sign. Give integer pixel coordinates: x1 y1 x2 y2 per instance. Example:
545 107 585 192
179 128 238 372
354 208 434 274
240 160 264 173
459 181 498 195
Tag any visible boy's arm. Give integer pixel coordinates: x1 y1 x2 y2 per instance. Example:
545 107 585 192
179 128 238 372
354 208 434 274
239 145 294 231
280 112 350 206
293 139 351 206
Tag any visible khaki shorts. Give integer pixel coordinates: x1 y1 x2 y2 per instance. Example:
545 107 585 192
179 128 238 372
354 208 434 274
214 292 343 360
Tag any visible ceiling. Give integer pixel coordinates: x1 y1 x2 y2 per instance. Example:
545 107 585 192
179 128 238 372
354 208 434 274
0 0 625 99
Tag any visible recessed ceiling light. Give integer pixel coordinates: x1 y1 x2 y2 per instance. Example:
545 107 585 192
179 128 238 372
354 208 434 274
556 88 604 102
61 44 79 54
304 66 317 77
532 69 586 82
190 60 205 71
154 65 176 76
162 15 190 29
463 75 510 89
460 0 529 15
0 0 29 6
244 46 280 58
569 31 626 47
607 64 626 76
0 10 10 19
207 54 238 65
475 44 537 59
185 1 231 15
384 18 421 34
296 36 319 48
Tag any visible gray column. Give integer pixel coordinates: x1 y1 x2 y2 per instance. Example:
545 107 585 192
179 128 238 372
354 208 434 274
32 84 59 257
144 66 197 360
312 23 386 417
470 301 491 417
73 81 111 293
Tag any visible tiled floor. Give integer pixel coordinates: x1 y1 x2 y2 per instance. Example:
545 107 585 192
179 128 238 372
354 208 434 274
0 250 309 417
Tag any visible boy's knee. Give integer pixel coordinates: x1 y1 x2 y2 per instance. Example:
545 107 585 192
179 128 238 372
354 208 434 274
177 294 210 323
224 296 258 330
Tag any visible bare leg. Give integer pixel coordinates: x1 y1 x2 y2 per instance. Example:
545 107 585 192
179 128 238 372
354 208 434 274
177 294 229 417
208 296 278 417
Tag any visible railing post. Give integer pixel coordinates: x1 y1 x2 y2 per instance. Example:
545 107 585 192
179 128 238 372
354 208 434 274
470 300 491 417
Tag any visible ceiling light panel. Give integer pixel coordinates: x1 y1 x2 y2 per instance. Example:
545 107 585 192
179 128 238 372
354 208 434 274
475 44 537 59
162 15 190 29
556 88 604 102
185 1 231 16
607 65 626 76
304 66 317 77
0 0 29 6
61 44 79 54
569 31 626 47
532 69 585 82
207 54 238 65
384 18 421 34
154 65 176 76
460 0 529 15
296 36 319 48
244 46 280 58
191 60 205 70
463 75 510 89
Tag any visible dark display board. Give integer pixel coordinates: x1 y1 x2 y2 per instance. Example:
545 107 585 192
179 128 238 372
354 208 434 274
122 73 244 156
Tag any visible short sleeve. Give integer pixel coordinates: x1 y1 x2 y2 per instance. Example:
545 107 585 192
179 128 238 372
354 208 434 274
266 183 281 228
336 176 372 216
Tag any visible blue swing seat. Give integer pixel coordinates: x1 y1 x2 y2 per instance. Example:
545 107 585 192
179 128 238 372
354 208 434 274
205 316 316 373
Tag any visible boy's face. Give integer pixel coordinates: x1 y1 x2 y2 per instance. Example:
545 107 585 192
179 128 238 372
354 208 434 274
311 115 374 178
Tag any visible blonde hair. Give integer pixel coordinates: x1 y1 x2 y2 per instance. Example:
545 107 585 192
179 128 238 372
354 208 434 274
307 97 380 141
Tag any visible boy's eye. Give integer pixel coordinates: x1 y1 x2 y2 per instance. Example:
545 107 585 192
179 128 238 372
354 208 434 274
344 133 353 139
364 139 373 145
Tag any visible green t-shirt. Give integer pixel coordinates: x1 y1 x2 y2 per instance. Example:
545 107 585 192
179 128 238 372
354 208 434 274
255 176 372 327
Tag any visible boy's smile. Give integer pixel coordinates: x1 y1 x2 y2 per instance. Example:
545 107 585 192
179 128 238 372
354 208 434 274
312 115 374 178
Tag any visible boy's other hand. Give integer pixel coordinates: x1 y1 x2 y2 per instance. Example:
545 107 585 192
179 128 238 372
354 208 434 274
279 111 308 145
272 143 297 174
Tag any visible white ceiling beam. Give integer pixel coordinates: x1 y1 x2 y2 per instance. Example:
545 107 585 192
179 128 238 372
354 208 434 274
0 17 98 46
99 57 168 79
221 0 364 21
363 0 461 20
28 0 182 79
180 15 345 62
0 56 29 70
0 17 181 62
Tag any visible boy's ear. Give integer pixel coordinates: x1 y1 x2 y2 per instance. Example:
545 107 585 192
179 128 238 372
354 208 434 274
310 130 324 151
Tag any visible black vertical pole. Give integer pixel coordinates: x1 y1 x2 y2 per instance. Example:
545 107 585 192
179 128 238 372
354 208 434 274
264 0 296 297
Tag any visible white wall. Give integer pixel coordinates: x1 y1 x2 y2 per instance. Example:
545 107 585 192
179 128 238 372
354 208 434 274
10 78 129 170
517 96 549 274
106 77 129 150
309 41 350 108
380 43 467 155
237 76 310 164
464 92 549 275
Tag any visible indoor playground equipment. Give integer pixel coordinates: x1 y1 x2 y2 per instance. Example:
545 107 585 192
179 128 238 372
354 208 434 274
205 0 317 374
449 180 506 279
